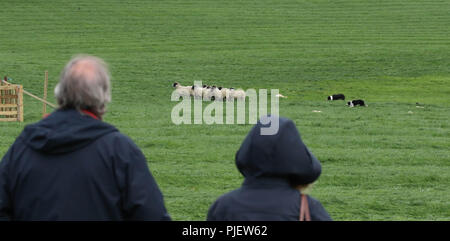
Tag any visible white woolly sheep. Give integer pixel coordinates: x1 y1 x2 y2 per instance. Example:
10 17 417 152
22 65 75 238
203 86 214 101
191 85 203 99
230 88 246 101
202 85 209 99
218 87 231 101
172 82 191 98
211 86 223 101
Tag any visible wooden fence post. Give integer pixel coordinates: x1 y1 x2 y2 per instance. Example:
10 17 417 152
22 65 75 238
17 85 24 122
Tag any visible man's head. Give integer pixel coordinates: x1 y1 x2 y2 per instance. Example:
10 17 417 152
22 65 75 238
55 55 111 117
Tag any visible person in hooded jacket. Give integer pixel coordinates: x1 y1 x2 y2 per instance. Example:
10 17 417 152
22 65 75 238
0 55 170 221
207 116 332 221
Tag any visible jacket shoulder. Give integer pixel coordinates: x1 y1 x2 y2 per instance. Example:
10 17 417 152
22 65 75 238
98 132 139 148
89 131 144 162
207 189 241 221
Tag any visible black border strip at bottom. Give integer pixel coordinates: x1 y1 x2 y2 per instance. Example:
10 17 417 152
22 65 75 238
0 221 445 240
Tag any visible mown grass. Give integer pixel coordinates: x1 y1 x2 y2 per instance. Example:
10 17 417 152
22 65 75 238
0 0 449 220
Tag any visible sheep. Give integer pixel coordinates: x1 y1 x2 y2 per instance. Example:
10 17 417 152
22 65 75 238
191 85 203 99
228 88 235 101
211 86 223 101
218 87 231 101
172 82 191 99
233 89 246 101
202 86 222 101
203 86 214 101
229 88 246 101
196 84 247 101
202 85 209 99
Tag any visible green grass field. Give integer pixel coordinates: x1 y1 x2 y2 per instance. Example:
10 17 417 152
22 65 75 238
1 0 449 220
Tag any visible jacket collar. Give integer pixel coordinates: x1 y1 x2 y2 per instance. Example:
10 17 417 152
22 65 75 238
44 109 100 120
81 109 100 120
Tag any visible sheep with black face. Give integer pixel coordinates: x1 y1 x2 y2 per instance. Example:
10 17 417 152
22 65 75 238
191 85 203 99
173 82 192 99
218 87 232 101
210 86 222 101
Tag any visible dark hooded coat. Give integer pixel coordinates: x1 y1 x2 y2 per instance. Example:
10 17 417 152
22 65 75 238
207 117 331 221
0 109 170 221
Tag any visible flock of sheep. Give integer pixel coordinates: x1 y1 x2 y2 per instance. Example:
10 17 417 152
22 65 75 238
173 82 246 101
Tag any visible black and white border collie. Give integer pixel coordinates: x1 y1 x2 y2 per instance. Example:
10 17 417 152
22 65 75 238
347 99 366 107
327 94 345 101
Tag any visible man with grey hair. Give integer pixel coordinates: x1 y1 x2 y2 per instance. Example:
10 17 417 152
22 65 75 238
0 55 171 221
55 55 111 117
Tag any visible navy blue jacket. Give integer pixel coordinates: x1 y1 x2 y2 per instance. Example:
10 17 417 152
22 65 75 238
0 109 170 221
207 117 332 221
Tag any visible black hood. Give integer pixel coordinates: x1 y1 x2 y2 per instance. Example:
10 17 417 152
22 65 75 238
18 109 118 154
235 116 322 185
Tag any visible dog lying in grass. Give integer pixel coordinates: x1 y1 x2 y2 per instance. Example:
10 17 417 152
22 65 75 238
327 94 345 101
347 99 366 107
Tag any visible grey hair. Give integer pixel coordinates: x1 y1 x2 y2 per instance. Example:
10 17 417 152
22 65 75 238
55 55 111 116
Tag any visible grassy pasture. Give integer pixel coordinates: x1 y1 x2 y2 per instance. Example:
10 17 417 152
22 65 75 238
0 0 449 220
